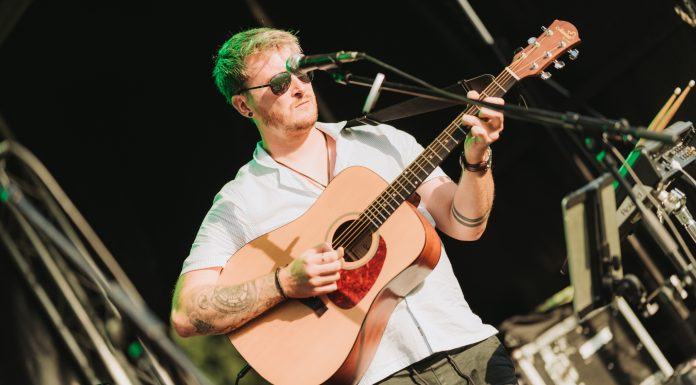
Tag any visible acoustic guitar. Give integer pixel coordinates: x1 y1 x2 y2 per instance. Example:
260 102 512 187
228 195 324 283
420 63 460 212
219 20 580 385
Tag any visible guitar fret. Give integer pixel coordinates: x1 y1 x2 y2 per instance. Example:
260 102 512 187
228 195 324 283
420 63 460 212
376 196 396 211
380 198 396 211
347 65 520 238
362 214 379 230
388 187 406 200
404 166 425 182
490 79 507 93
430 139 449 155
366 204 387 222
420 156 435 169
504 66 519 81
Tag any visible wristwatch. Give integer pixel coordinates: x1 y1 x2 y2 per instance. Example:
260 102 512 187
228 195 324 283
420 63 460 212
460 146 492 173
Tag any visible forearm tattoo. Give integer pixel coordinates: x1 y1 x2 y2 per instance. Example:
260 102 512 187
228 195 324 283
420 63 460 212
188 274 282 335
451 204 488 228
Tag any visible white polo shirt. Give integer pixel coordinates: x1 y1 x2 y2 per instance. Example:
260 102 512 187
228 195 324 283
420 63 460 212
181 121 497 384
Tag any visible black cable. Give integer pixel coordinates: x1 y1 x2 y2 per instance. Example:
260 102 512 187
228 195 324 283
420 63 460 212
234 364 251 385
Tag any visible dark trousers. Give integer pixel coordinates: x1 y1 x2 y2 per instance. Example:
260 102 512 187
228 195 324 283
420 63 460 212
376 336 519 385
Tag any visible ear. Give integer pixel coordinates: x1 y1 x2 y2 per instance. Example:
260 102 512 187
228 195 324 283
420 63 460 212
231 94 253 118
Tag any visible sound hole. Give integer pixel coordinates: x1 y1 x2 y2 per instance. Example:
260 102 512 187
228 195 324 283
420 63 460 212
328 218 387 309
332 220 374 262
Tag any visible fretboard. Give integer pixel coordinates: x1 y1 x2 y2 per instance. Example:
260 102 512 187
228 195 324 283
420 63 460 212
355 70 517 234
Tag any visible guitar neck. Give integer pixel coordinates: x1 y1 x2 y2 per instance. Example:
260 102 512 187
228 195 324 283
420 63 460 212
331 19 580 246
361 71 517 229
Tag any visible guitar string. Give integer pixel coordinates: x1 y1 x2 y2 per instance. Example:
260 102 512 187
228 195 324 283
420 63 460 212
332 77 504 260
332 39 553 258
332 76 507 260
331 66 526 253
332 39 557 256
332 31 566 259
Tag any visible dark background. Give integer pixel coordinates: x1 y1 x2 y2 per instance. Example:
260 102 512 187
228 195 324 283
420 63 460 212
1 0 694 355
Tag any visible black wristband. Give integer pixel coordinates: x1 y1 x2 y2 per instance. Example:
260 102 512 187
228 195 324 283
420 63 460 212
274 267 288 300
460 146 492 173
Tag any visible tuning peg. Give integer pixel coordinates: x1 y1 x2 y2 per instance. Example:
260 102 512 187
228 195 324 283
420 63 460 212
568 49 580 60
541 71 552 80
527 37 536 45
514 47 524 55
553 60 565 69
541 26 553 36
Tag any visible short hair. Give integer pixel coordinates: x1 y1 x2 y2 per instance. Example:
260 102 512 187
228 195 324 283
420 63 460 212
212 27 301 104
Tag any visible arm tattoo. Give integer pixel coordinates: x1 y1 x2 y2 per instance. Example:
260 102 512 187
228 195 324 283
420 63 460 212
451 204 488 228
190 313 215 334
209 284 256 313
187 275 282 335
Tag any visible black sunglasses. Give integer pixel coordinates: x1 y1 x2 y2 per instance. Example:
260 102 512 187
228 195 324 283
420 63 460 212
236 71 313 96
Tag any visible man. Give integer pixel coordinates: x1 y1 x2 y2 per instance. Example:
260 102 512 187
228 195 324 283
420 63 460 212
171 27 518 385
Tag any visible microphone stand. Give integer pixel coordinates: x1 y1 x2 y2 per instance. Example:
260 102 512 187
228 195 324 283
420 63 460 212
327 68 677 145
326 58 695 295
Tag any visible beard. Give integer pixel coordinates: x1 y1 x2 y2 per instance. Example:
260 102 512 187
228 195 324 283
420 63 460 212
255 99 318 136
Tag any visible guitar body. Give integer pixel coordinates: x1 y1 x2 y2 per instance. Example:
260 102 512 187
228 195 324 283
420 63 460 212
218 166 442 385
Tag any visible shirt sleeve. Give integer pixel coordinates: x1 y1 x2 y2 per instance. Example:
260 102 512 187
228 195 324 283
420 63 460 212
380 124 449 183
180 191 249 275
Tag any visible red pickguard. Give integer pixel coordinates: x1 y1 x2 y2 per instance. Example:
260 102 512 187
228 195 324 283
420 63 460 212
328 236 387 309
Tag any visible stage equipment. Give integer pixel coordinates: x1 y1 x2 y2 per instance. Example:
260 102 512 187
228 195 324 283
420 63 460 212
617 121 696 233
509 299 669 385
0 139 212 385
562 173 627 319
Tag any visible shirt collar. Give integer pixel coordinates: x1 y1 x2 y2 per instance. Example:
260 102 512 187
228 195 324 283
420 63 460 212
250 121 347 190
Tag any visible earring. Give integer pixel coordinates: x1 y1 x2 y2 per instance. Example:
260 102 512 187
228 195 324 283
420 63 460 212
247 112 254 118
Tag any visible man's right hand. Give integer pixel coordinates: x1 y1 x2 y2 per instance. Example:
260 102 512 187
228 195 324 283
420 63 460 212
279 242 344 298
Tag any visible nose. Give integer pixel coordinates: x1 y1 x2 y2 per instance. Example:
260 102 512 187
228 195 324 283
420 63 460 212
289 73 309 98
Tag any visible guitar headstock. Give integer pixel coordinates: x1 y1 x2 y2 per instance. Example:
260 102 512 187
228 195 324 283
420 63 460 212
508 20 581 80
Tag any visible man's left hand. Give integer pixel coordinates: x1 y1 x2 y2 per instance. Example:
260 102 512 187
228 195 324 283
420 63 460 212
460 90 504 164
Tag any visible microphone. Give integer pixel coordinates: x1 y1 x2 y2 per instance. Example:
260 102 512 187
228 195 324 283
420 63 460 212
286 51 365 76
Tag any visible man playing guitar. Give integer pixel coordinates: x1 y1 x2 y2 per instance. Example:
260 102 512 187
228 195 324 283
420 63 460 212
171 27 518 385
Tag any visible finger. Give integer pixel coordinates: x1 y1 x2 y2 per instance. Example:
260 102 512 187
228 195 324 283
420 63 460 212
460 114 485 128
308 272 341 287
313 282 339 295
468 126 495 146
314 241 333 253
314 249 342 264
477 106 503 121
467 90 480 100
482 115 503 132
301 242 329 263
310 259 344 276
483 96 505 105
305 245 338 264
462 114 502 139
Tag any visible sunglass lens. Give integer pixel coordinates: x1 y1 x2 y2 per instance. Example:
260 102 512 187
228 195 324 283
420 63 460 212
270 72 291 95
298 71 314 83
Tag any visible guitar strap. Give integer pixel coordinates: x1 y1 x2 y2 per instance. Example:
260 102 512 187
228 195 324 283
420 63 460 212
345 74 495 128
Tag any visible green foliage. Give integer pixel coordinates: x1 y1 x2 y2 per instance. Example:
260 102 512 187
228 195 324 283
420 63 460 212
170 330 270 385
